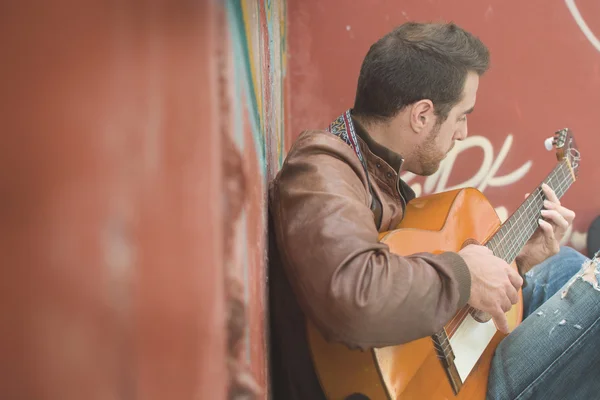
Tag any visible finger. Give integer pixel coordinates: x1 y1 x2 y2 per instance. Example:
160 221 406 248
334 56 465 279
538 219 560 253
544 200 577 224
492 308 510 334
563 208 576 224
505 284 519 305
524 192 530 199
500 297 513 313
541 183 560 205
505 265 524 290
540 209 569 231
538 219 556 239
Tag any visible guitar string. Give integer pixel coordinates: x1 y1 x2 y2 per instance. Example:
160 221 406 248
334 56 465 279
496 168 571 264
506 164 572 260
442 171 573 345
491 161 569 256
489 162 571 265
489 161 572 262
488 164 571 283
439 162 572 335
490 163 569 260
437 172 575 355
431 162 574 351
439 165 574 345
441 176 567 341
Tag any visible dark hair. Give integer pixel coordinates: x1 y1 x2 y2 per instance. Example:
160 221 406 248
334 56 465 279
353 22 490 123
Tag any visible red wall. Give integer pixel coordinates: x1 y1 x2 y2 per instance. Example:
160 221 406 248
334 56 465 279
288 0 600 253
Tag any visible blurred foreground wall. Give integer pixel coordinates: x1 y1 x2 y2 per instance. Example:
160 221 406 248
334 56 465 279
0 0 289 399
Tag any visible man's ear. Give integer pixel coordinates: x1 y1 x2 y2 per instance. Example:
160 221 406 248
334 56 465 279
409 99 434 133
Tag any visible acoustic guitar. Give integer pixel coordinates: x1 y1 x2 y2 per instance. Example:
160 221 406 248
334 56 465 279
306 128 581 399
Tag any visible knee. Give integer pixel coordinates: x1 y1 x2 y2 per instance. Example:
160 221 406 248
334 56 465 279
556 245 587 261
556 245 581 257
537 246 587 274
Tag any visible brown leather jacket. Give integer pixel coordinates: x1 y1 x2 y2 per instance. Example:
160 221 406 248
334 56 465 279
268 115 471 399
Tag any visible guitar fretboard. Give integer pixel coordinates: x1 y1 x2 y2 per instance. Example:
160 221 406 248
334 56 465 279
485 160 574 263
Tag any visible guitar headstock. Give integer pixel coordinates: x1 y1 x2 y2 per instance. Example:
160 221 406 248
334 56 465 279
545 128 581 178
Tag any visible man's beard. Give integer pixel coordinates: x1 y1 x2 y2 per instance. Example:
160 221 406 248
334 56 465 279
414 124 446 176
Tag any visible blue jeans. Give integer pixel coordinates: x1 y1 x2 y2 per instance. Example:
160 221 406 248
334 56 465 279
488 247 600 399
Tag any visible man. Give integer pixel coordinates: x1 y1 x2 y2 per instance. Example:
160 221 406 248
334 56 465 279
268 22 596 399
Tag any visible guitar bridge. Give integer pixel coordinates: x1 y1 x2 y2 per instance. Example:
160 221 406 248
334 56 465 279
432 329 463 395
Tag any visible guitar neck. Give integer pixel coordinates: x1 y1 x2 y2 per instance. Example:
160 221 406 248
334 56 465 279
485 159 575 264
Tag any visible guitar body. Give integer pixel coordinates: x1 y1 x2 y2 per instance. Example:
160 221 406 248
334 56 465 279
306 188 524 400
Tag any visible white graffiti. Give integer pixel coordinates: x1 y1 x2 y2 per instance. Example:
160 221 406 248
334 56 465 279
402 134 532 201
566 0 600 53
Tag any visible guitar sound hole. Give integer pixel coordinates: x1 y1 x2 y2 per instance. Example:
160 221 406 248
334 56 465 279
345 394 370 400
460 237 481 249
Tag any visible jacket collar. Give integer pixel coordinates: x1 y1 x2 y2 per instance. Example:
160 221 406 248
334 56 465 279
350 112 404 173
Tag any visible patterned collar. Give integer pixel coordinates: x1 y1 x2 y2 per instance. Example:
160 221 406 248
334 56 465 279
326 109 405 173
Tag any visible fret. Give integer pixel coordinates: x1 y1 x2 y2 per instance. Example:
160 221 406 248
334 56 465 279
489 236 499 258
486 160 574 264
555 167 564 197
557 164 570 197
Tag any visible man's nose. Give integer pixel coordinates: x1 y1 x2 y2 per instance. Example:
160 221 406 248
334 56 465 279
456 124 468 140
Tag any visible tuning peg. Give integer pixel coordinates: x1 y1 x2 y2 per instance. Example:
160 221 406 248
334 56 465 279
544 137 554 151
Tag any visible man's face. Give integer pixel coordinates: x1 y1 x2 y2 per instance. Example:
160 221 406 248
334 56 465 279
414 72 479 176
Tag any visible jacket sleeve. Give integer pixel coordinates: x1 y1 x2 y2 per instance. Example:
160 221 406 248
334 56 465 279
269 133 472 350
